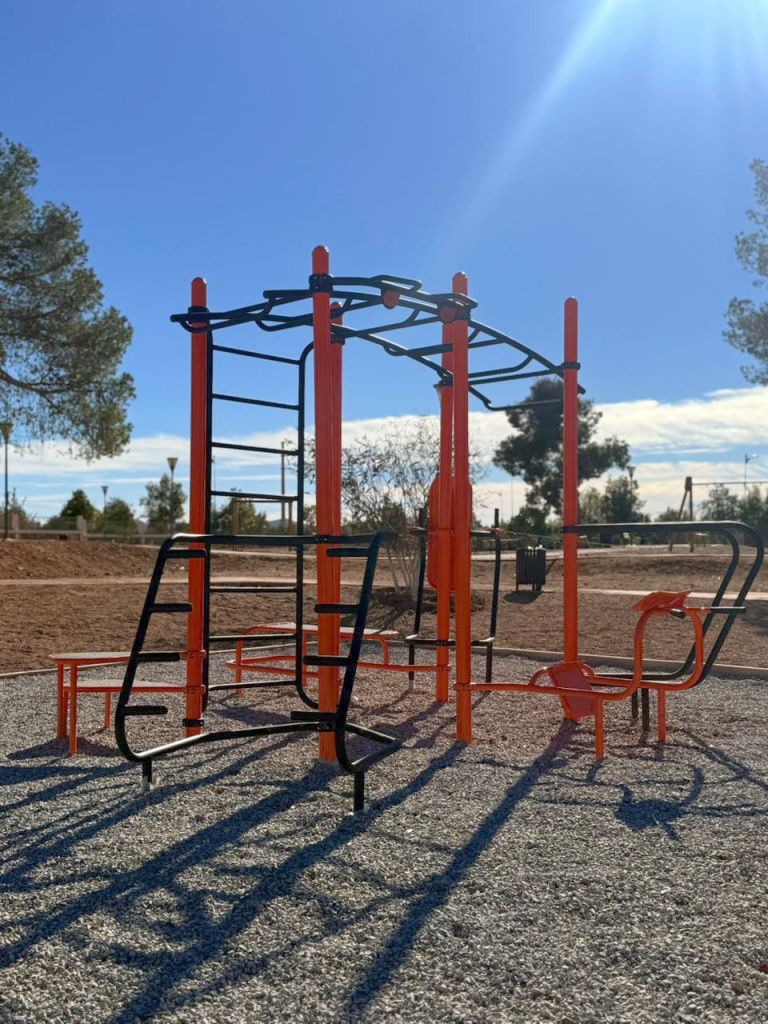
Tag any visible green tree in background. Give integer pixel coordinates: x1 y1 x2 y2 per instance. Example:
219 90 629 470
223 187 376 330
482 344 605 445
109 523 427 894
655 506 685 522
724 158 768 381
699 484 741 521
97 497 137 536
6 488 39 528
211 494 269 534
141 473 186 534
0 135 134 456
601 474 646 523
49 488 98 527
493 378 630 523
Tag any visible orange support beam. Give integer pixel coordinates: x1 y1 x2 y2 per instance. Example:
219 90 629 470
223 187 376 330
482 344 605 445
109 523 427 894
186 277 208 737
312 246 340 761
435 305 454 703
452 272 473 743
563 298 579 663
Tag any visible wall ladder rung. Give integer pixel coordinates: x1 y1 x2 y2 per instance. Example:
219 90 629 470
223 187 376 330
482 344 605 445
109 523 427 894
314 603 360 615
149 603 194 614
212 393 299 411
211 490 299 502
211 441 300 457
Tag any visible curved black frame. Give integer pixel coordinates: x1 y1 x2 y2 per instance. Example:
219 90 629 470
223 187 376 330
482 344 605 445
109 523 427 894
171 271 584 414
563 520 764 685
115 531 400 812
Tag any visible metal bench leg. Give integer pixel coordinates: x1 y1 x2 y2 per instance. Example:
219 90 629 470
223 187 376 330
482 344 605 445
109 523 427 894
56 664 66 739
641 688 650 731
104 691 112 729
69 666 78 755
657 690 667 743
353 772 365 813
594 701 605 760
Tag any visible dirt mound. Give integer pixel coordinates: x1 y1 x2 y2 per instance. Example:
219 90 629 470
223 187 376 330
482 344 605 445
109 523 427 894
0 541 167 579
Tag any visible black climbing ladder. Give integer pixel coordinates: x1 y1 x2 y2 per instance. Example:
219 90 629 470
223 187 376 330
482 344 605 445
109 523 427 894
200 321 314 700
115 532 400 812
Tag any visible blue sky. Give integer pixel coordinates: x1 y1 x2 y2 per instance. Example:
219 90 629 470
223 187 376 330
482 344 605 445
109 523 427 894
2 0 768 523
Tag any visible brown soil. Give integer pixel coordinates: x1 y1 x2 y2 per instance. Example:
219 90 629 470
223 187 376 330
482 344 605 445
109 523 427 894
1 541 766 673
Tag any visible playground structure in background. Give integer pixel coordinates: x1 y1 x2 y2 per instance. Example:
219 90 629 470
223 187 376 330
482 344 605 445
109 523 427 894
115 246 764 804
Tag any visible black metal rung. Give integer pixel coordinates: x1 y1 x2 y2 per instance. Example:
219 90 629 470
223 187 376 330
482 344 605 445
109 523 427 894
208 679 299 691
162 549 207 560
182 718 204 728
210 585 298 594
303 655 350 667
136 652 182 663
149 603 194 614
211 441 300 457
212 393 299 411
314 603 360 615
121 705 168 717
211 344 300 365
389 342 453 357
326 548 370 558
290 710 336 722
211 490 299 502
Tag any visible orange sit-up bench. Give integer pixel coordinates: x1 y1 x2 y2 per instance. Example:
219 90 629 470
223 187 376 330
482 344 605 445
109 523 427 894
470 591 708 759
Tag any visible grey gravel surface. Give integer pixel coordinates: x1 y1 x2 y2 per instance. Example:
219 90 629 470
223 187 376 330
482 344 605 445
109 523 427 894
1 649 768 1024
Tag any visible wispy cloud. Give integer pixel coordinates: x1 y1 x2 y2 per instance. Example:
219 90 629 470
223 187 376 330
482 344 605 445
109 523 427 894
8 386 768 520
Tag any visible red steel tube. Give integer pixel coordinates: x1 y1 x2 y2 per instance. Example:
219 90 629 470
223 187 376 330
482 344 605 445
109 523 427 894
312 246 339 761
186 277 208 736
563 298 579 663
452 273 473 742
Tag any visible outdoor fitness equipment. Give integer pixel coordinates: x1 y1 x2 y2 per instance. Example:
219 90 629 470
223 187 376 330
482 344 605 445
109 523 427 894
163 248 573 762
115 531 400 811
461 301 764 755
405 505 503 686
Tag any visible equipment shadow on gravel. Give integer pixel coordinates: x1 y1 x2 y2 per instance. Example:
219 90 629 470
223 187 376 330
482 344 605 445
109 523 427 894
0 730 474 1024
342 722 576 1019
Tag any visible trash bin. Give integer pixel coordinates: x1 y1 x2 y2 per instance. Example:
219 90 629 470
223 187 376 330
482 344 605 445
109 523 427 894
515 546 546 592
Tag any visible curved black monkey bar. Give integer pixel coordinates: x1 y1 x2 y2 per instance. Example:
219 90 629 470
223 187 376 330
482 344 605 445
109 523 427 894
170 270 583 410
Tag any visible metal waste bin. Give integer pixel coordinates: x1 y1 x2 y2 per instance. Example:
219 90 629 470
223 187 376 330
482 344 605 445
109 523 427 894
515 546 546 592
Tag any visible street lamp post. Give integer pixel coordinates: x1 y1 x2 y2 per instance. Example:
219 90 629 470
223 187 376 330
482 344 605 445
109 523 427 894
0 422 11 541
745 453 759 493
101 484 109 537
167 457 178 536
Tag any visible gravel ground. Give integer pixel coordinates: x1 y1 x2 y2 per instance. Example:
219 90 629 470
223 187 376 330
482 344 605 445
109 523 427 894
2 650 768 1024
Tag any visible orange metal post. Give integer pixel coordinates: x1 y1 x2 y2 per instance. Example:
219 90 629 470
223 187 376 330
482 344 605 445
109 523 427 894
563 298 579 664
312 246 339 761
186 277 208 737
452 273 473 743
435 306 454 703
